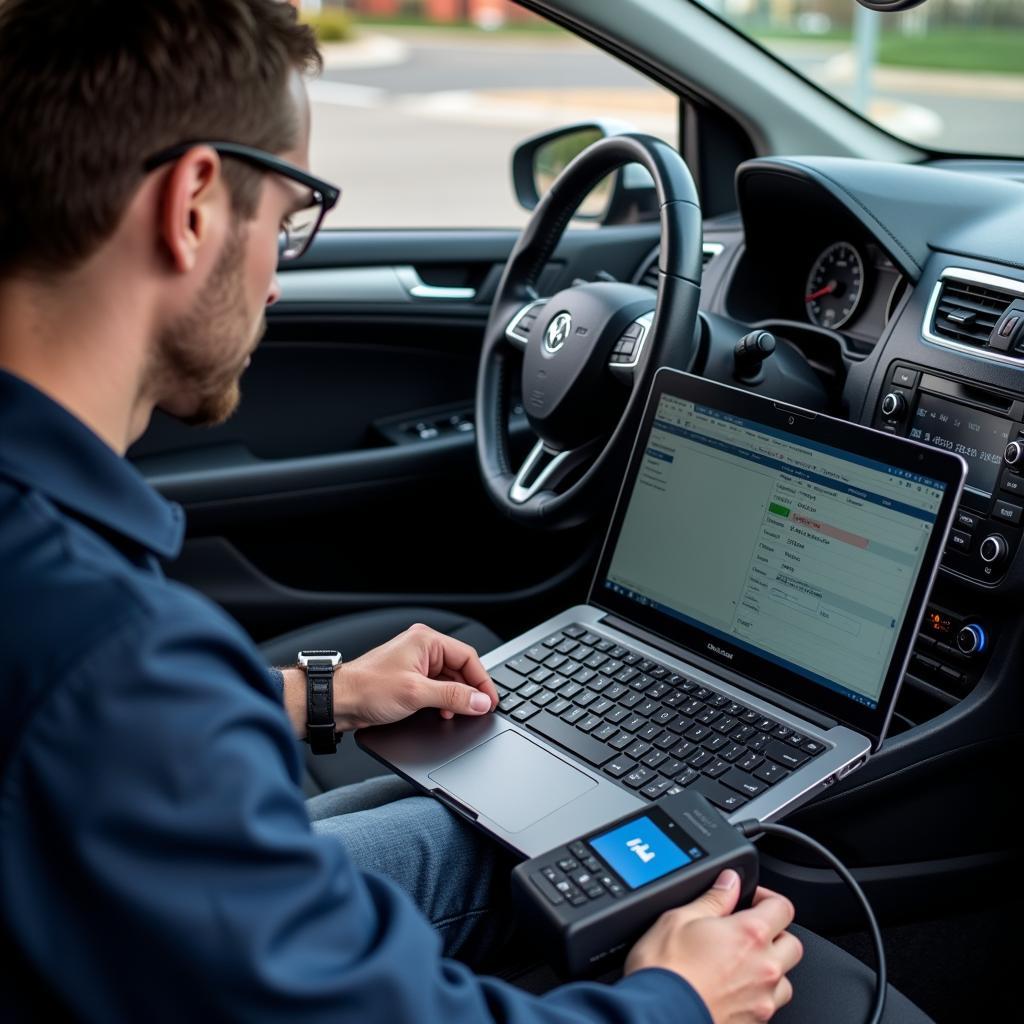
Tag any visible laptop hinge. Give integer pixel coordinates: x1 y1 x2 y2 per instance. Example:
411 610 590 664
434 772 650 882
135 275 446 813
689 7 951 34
598 613 839 731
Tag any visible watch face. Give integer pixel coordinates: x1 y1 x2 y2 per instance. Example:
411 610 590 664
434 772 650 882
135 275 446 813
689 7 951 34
298 649 342 666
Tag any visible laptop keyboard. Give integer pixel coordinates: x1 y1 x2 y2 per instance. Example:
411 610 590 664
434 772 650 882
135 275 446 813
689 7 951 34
490 624 828 814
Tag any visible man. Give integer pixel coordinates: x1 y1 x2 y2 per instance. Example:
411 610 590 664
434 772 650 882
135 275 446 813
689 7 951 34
0 3 933 1022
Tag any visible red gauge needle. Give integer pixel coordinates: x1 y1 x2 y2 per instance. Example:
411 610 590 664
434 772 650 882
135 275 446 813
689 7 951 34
806 281 837 303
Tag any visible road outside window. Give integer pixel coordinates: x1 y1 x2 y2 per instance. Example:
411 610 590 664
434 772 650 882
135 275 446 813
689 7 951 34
298 4 676 229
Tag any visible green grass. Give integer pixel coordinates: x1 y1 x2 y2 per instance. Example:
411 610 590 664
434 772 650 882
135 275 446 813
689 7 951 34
751 27 853 44
350 17 1023 73
352 15 566 36
877 29 1024 75
752 25 1024 75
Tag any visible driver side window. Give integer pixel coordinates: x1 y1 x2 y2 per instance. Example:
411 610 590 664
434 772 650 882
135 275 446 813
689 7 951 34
305 9 678 229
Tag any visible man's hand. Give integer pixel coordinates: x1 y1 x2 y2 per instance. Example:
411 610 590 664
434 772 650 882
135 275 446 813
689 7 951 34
624 870 803 1023
327 623 499 731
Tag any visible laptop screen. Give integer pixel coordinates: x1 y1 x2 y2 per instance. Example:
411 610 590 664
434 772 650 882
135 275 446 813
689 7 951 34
591 372 964 741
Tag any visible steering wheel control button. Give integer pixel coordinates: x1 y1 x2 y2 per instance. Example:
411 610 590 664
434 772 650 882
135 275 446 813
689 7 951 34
880 390 908 420
609 314 653 369
947 529 973 554
1004 440 1023 466
956 624 987 657
891 366 920 389
992 499 1023 526
979 534 1009 564
505 298 548 348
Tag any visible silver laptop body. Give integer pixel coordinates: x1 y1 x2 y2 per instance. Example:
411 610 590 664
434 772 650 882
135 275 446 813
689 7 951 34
359 370 965 858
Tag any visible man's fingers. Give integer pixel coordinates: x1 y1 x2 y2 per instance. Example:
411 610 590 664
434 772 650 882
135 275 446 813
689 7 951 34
769 930 804 974
738 890 796 940
416 678 494 716
419 628 494 691
439 665 499 710
773 976 794 1012
667 869 742 927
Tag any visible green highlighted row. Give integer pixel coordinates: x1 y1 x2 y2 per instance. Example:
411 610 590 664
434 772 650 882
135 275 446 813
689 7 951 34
768 502 791 518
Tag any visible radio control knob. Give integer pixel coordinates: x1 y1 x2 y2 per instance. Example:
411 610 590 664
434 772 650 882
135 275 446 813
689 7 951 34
956 624 987 657
881 392 906 420
1005 441 1023 466
979 534 1008 565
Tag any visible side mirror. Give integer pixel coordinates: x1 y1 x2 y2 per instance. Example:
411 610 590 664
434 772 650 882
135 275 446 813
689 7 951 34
511 122 658 224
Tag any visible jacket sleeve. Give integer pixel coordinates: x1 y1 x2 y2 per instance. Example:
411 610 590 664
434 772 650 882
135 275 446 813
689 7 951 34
0 591 711 1024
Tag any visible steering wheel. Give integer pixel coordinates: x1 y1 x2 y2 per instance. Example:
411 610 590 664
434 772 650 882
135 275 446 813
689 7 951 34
475 133 704 530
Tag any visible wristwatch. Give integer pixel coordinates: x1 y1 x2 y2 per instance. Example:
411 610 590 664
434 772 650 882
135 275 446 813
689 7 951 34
298 649 342 755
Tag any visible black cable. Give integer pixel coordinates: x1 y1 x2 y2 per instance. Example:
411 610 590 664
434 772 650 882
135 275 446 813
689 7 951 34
736 819 887 1024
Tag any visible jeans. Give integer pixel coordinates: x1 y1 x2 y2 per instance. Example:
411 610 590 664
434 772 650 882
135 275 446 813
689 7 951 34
306 775 520 967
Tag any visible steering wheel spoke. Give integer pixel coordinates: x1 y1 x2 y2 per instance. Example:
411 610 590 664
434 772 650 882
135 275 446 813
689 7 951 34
509 438 598 504
504 298 549 352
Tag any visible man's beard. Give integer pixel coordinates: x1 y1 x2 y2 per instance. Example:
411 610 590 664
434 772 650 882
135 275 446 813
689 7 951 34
147 223 264 428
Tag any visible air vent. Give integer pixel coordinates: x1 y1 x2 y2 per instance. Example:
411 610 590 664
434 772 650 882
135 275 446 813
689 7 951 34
932 278 1013 346
923 269 1024 366
636 242 724 290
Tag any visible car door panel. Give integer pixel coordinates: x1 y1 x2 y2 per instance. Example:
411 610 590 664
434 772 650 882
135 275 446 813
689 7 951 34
130 225 660 640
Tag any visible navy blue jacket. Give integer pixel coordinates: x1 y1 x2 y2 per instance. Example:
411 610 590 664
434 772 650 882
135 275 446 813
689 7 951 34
0 369 710 1023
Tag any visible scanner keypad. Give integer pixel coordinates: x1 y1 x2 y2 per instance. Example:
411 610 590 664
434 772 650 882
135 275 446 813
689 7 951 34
530 841 626 907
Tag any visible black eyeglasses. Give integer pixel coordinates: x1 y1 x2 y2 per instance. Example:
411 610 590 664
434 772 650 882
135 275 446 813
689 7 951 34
143 141 341 261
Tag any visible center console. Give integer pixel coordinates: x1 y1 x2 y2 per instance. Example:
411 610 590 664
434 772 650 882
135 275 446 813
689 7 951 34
870 361 1024 709
872 362 1024 585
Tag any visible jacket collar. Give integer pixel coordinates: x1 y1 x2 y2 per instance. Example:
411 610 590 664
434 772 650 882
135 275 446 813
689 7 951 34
0 369 184 559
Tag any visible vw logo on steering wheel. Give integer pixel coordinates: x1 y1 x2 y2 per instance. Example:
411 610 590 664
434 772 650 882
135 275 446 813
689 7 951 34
544 312 572 354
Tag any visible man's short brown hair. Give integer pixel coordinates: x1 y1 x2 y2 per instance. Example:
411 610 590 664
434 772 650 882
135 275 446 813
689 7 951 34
0 0 321 277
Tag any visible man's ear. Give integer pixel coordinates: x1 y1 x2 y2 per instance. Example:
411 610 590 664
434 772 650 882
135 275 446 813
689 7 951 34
157 146 224 274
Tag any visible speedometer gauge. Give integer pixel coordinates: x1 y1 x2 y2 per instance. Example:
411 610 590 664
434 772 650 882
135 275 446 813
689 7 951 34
804 242 865 329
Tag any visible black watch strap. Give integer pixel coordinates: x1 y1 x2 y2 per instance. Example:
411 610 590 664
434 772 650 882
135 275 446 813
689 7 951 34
298 650 341 755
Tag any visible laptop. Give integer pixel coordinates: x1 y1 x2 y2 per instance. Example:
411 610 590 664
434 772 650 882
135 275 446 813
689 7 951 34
358 368 966 857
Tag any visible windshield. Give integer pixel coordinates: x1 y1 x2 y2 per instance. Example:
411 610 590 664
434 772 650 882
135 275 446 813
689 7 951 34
697 0 1024 158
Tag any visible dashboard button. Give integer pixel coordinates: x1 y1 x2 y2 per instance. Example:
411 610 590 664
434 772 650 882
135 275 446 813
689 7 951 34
1001 471 1023 496
955 508 980 531
910 654 940 677
938 666 965 687
992 500 1023 526
999 315 1020 338
892 366 919 389
948 529 973 554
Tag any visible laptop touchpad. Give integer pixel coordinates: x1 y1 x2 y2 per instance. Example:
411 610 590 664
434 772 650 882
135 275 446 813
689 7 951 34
428 730 596 833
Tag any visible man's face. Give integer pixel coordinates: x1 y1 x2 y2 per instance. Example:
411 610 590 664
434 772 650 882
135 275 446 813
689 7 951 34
150 76 311 428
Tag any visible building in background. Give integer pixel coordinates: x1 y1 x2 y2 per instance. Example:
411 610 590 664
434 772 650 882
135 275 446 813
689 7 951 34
320 0 541 28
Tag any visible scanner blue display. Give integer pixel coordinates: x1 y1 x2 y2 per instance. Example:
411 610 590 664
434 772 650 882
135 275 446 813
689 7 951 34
589 815 693 890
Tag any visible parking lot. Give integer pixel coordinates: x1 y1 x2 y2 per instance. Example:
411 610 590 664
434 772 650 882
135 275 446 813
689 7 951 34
308 26 1024 229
